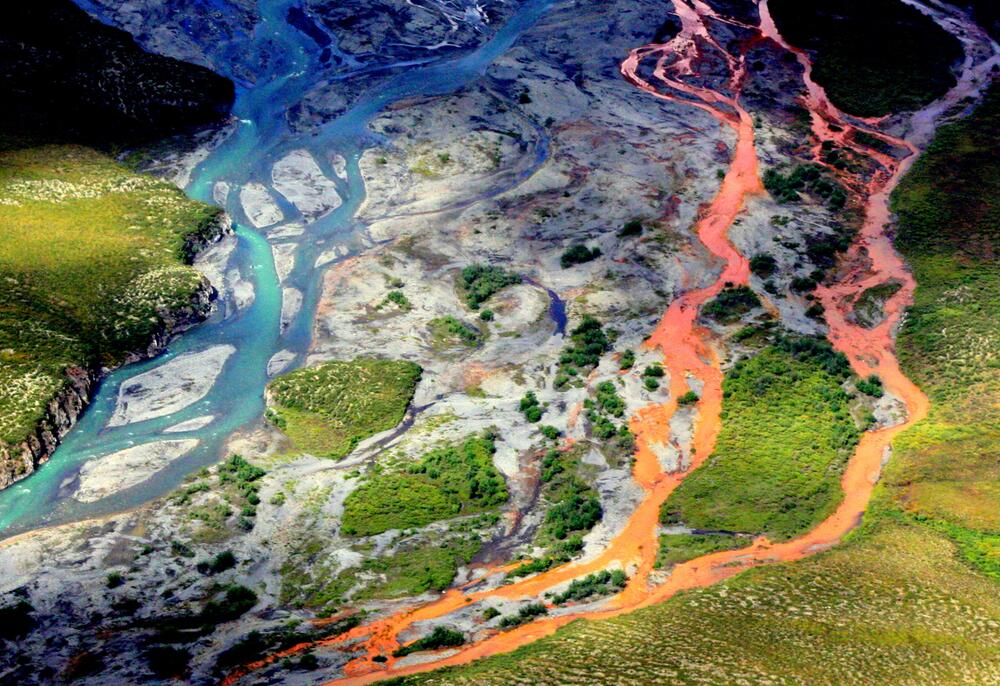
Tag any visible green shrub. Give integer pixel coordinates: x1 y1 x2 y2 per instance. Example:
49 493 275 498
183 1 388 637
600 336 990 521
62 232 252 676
106 572 124 589
539 425 561 441
393 626 465 657
619 220 643 237
702 286 761 323
763 164 848 211
556 316 611 388
595 381 625 417
428 316 483 348
459 264 521 309
520 391 543 423
749 253 777 278
677 391 699 406
498 602 548 629
619 349 636 370
378 290 412 311
201 584 257 624
560 244 602 268
552 569 627 605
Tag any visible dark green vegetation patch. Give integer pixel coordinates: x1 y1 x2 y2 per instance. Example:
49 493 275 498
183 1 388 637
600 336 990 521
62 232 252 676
266 358 421 459
394 627 466 658
768 0 962 117
551 569 627 605
661 337 859 540
701 285 761 323
342 433 507 536
459 264 521 310
555 316 612 389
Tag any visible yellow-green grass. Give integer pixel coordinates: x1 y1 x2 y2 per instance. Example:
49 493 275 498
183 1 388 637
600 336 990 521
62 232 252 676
266 358 422 459
878 84 1000 558
661 338 860 540
401 520 1000 685
0 144 219 447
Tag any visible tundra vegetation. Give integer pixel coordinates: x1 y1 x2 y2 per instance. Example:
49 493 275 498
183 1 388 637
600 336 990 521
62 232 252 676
0 144 220 458
266 358 422 459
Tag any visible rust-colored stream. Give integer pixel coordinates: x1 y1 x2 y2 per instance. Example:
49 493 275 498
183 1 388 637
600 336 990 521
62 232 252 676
219 1 985 682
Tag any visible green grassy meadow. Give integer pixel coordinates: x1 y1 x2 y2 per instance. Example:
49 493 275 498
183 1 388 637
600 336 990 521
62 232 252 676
266 358 422 459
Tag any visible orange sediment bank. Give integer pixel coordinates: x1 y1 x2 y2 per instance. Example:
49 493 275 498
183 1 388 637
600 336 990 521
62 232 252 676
222 0 952 683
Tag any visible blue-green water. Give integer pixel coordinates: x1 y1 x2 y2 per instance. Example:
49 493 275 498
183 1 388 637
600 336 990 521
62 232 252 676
0 0 552 537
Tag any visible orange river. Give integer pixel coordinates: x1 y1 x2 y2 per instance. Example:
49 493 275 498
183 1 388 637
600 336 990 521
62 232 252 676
222 1 950 683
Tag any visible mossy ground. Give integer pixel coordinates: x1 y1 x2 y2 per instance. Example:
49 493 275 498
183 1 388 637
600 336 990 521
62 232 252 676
0 144 218 449
266 358 422 459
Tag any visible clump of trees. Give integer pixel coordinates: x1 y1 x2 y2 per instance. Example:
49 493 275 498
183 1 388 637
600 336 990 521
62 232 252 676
460 264 521 309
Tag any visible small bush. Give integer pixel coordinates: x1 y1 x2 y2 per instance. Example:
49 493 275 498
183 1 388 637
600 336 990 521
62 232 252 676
499 603 548 629
552 569 627 605
750 253 778 278
702 286 761 323
106 572 124 589
561 244 602 268
619 220 643 237
460 264 521 309
619 349 635 369
520 391 543 423
677 391 699 406
857 374 884 397
201 585 258 624
539 425 561 440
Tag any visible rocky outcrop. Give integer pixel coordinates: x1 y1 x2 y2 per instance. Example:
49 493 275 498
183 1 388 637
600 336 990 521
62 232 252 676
0 216 230 491
0 0 235 146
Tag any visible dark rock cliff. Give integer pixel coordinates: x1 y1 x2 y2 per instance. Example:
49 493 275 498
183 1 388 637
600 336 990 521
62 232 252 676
0 0 235 146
